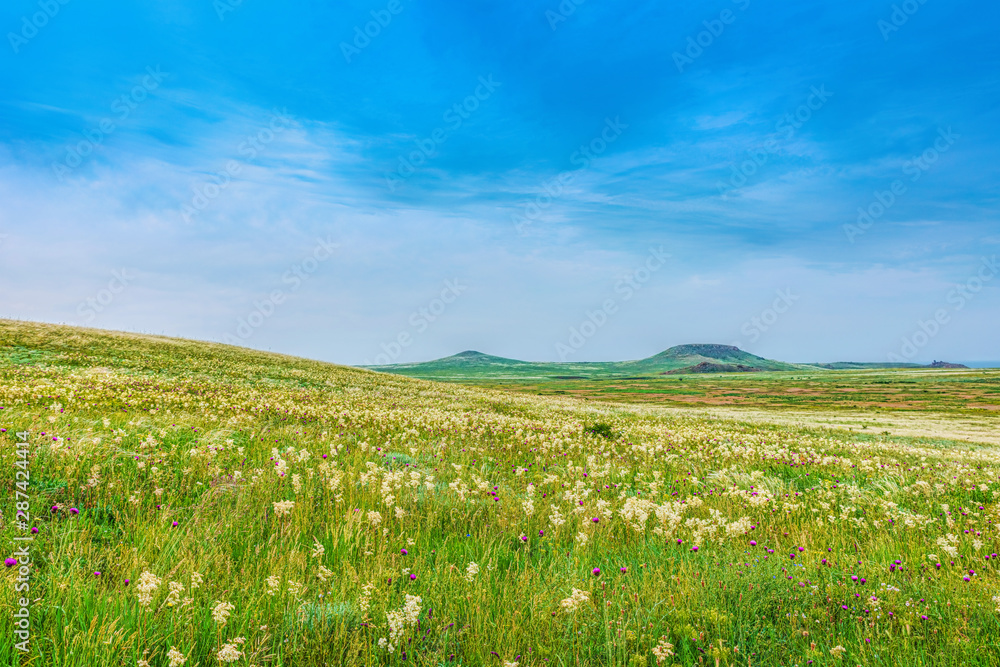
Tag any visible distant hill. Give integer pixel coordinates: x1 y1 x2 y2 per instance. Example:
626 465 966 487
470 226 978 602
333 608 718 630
363 344 974 381
363 343 806 380
812 360 968 370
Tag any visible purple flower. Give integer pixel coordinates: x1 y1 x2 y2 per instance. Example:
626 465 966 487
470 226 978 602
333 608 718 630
69 507 79 515
538 530 544 537
124 579 130 586
592 568 601 576
591 517 599 523
172 521 178 527
401 549 408 555
30 527 38 534
620 566 627 573
94 571 101 577
410 574 416 581
749 540 757 547
4 558 17 568
691 546 699 552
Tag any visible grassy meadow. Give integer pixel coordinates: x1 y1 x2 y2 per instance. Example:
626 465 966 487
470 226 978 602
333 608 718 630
2 319 1000 666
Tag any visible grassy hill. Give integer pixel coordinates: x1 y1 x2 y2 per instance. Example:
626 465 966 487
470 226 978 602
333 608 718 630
365 343 807 380
1 319 999 666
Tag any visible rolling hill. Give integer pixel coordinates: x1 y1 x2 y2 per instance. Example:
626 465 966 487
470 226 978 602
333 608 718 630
363 343 808 380
364 343 970 381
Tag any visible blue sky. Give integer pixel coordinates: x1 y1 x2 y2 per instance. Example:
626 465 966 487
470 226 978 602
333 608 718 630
0 0 998 365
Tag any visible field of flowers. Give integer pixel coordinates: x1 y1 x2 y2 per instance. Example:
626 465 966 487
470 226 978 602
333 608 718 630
2 320 1000 666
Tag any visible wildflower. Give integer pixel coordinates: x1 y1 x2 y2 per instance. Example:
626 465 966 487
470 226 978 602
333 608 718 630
592 567 601 576
465 562 480 582
317 565 333 582
830 645 846 658
164 581 184 607
559 588 590 612
652 636 675 664
358 582 376 616
191 572 203 589
212 600 236 626
4 558 16 568
273 500 295 516
136 571 162 608
70 508 79 515
265 575 281 596
383 594 422 648
216 642 244 663
167 647 187 667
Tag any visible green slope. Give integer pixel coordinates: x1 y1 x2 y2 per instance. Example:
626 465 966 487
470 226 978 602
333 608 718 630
363 343 810 380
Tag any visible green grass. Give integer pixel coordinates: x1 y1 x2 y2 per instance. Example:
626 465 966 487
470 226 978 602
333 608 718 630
1 319 1000 666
